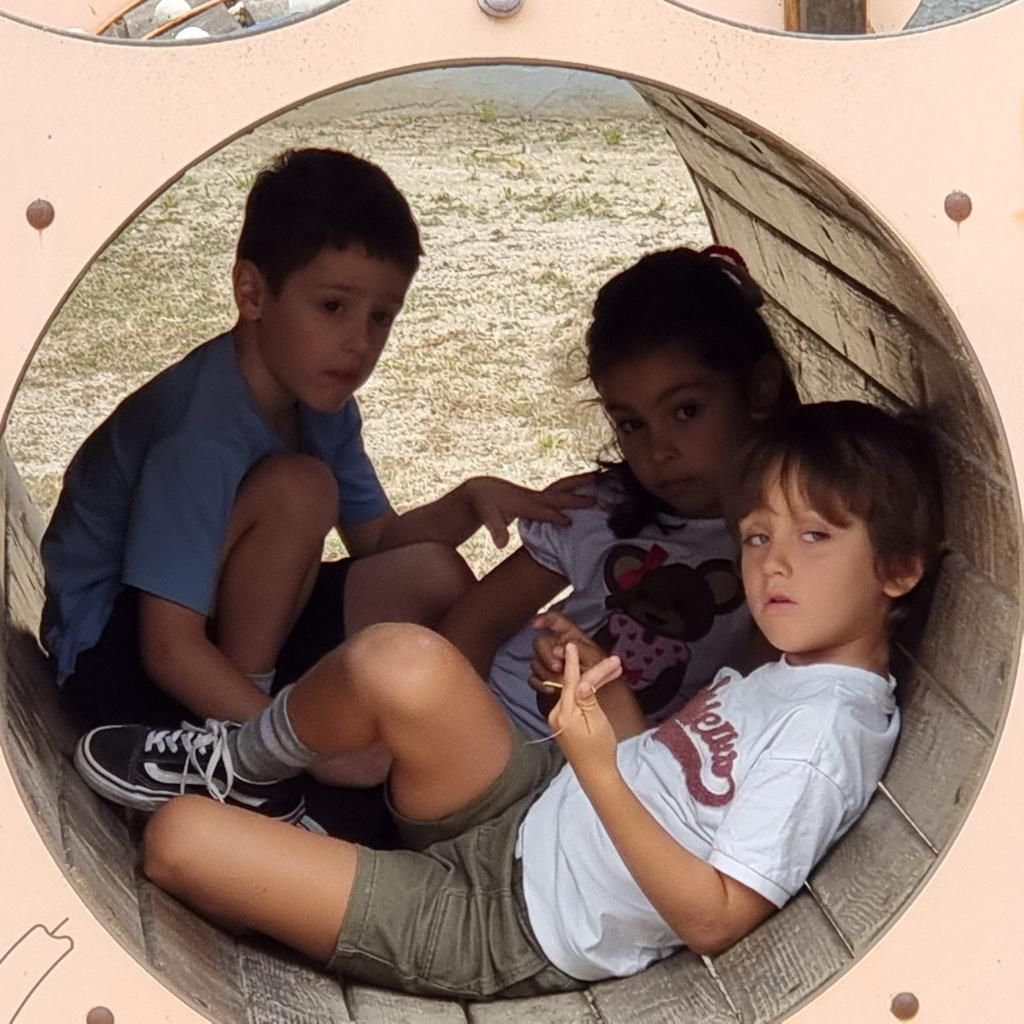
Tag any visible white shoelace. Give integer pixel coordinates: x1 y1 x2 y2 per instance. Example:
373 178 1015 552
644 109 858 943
143 719 237 802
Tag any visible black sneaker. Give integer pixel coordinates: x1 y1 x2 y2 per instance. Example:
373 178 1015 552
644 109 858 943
74 719 306 823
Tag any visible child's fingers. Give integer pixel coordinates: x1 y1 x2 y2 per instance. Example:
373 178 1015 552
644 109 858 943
480 505 512 548
542 471 597 498
532 611 584 645
532 636 564 676
581 655 623 693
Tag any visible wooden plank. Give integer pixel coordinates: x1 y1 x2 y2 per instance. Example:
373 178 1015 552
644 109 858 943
58 761 147 956
908 551 1017 735
3 618 70 849
882 668 992 850
807 793 934 954
654 112 952 343
346 984 466 1023
636 85 880 238
137 876 247 1022
760 297 902 409
5 489 46 637
699 182 1006 467
1 683 63 851
589 952 740 1024
787 0 867 33
933 439 1020 597
469 990 597 1024
709 891 850 1023
239 938 354 1023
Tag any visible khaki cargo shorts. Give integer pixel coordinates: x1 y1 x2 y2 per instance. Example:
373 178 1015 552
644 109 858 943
327 729 584 999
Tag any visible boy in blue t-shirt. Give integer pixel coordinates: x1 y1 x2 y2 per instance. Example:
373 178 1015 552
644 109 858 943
42 148 588 789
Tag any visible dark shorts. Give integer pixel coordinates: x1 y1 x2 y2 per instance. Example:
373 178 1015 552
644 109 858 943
59 560 396 845
328 730 581 1000
60 559 353 730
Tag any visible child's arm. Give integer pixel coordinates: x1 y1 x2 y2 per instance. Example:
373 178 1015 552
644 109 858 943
552 646 775 956
339 473 594 557
438 547 568 679
139 595 271 720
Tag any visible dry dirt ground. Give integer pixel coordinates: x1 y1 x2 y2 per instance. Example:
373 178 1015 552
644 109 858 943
6 106 709 574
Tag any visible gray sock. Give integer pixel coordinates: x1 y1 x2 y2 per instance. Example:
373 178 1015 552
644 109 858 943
231 685 317 783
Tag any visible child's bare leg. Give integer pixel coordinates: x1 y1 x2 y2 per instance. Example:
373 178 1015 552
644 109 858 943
344 542 474 633
215 454 337 676
144 796 356 962
276 622 515 821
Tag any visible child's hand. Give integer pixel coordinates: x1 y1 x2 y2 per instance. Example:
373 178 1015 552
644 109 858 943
529 611 607 693
464 473 595 549
548 643 622 773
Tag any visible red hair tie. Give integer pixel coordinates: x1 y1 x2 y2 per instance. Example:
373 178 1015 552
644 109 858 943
700 244 764 309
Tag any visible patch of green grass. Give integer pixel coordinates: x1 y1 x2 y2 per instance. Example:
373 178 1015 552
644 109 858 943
475 99 497 124
602 125 623 146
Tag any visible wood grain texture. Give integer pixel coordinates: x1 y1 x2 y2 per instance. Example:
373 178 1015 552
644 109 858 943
910 551 1017 736
807 793 935 954
759 297 902 409
934 439 1020 596
637 85 881 238
882 668 992 849
697 183 1005 466
468 990 597 1024
137 876 247 1022
346 984 467 1023
653 107 950 341
589 952 740 1024
792 0 867 33
710 891 850 1023
59 761 147 955
239 938 354 1023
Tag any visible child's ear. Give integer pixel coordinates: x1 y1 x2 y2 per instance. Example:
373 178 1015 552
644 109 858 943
881 555 925 599
746 354 786 422
233 259 266 321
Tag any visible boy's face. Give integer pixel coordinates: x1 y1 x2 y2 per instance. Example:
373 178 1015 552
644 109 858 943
235 244 412 414
738 472 916 673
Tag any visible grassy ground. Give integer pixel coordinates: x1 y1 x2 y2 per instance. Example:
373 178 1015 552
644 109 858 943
6 105 709 574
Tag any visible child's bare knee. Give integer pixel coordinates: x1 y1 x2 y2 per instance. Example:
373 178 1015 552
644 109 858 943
244 454 339 533
342 622 456 710
143 796 213 892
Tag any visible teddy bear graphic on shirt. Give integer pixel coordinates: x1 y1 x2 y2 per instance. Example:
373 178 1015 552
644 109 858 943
592 543 744 718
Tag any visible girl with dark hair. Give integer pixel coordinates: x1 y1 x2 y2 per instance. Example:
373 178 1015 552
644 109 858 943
443 245 799 735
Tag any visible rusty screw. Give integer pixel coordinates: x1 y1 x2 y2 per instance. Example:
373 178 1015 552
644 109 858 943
26 198 55 230
944 190 972 223
890 991 919 1020
86 1008 115 1024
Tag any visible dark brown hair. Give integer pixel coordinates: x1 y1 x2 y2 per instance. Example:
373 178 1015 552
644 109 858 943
586 245 799 536
236 148 422 294
728 400 945 587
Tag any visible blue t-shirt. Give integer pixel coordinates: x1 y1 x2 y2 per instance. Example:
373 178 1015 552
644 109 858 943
41 332 390 682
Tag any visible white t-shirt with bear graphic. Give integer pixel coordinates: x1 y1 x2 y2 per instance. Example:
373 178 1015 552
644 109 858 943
518 658 900 981
488 478 752 736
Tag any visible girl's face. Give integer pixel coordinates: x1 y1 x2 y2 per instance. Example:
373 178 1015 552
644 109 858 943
595 346 755 518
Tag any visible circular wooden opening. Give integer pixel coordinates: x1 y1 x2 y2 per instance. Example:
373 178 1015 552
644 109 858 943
1 67 1018 1023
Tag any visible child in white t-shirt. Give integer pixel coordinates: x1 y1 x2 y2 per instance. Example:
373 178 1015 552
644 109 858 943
75 399 943 997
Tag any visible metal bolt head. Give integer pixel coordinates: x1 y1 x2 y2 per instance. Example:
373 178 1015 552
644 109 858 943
86 1009 115 1024
478 0 523 17
944 190 972 223
26 198 55 230
890 991 919 1020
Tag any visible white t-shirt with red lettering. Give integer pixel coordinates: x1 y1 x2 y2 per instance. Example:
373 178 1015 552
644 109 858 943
517 658 900 981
